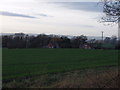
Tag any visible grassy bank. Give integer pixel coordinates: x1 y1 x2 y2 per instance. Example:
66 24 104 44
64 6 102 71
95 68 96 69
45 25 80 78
3 66 119 88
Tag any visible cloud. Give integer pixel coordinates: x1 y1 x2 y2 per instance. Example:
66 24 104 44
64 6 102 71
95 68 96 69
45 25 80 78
80 25 94 28
0 11 36 18
38 13 48 17
36 0 99 2
53 2 103 12
71 24 94 28
36 13 53 17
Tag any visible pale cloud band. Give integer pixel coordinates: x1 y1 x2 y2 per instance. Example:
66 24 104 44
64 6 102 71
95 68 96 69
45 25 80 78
36 0 99 2
0 11 36 18
0 11 53 19
53 2 103 12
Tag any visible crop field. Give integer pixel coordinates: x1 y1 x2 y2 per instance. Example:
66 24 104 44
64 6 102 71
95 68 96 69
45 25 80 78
2 48 118 82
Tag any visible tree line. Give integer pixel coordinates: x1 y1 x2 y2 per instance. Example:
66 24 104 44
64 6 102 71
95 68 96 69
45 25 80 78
2 33 120 49
2 33 87 49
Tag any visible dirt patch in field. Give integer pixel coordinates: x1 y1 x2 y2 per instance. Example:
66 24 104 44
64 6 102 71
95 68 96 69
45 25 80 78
54 67 119 88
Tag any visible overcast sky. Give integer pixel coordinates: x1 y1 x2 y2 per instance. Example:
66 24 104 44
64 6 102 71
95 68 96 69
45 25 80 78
0 0 118 37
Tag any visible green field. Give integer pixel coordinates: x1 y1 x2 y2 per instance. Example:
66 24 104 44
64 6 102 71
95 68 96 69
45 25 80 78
3 48 118 81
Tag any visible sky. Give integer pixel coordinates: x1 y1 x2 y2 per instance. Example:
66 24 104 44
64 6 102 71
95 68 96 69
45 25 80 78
0 0 118 37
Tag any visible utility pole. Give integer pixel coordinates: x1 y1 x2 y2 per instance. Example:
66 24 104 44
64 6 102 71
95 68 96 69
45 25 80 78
118 17 120 40
101 31 104 49
26 35 29 48
102 31 104 43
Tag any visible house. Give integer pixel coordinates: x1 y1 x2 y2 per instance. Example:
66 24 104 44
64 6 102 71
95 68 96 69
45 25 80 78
84 44 91 49
47 43 60 48
79 44 91 49
48 43 54 48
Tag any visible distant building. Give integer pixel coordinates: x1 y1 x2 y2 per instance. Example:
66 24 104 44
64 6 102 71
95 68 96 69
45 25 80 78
84 44 91 49
48 43 54 48
79 44 91 49
47 43 60 48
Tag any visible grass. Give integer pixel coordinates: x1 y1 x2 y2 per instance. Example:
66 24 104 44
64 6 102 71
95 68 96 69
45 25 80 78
2 48 118 82
3 67 119 88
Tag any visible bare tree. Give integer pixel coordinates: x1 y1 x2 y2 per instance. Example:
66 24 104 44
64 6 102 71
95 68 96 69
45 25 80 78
101 0 120 39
